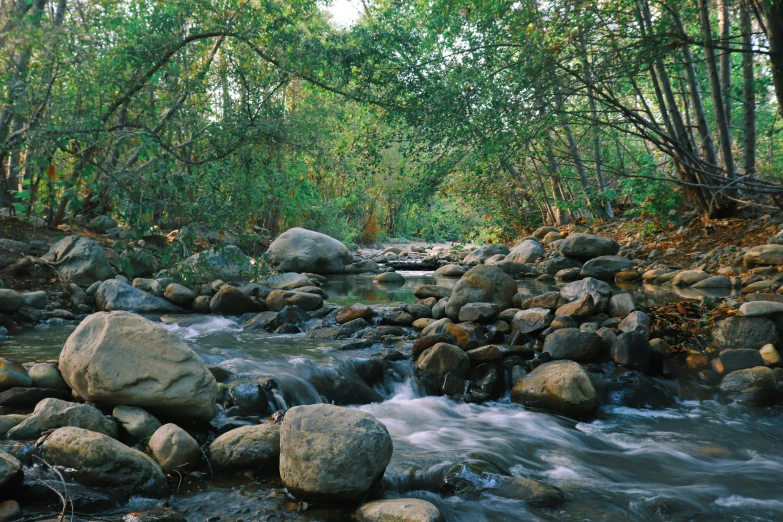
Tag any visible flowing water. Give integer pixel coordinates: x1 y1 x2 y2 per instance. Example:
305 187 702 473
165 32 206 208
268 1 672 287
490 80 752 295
5 273 783 521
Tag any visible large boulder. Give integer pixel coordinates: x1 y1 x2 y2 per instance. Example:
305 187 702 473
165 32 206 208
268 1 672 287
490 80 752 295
559 233 620 261
280 404 393 502
148 423 201 473
712 317 779 351
210 285 263 315
511 360 599 419
559 277 613 313
415 343 471 393
445 265 517 320
42 427 167 497
209 423 280 470
744 245 783 267
720 367 777 404
7 398 118 440
42 236 115 286
0 358 32 390
95 280 182 313
176 245 253 281
266 228 353 274
543 329 604 362
0 290 23 313
266 290 323 312
540 255 583 276
259 272 313 290
580 256 634 280
356 499 443 522
506 240 544 264
463 244 510 264
59 311 219 421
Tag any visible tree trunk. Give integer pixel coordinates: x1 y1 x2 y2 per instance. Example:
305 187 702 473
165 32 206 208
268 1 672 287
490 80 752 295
761 0 783 113
741 0 756 176
719 0 732 130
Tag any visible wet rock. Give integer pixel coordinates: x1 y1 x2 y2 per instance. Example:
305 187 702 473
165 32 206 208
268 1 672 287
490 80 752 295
421 318 452 337
720 367 777 404
603 370 675 408
464 244 510 264
209 423 280 470
0 452 21 489
0 386 70 408
512 308 553 334
506 239 543 264
685 353 710 372
517 291 561 310
22 290 48 309
760 344 781 367
559 277 612 313
96 280 182 313
356 499 443 522
559 233 620 260
445 266 517 320
540 255 583 276
466 345 503 363
458 302 498 322
435 264 469 277
42 236 115 286
210 285 262 315
431 298 448 319
554 294 595 319
113 405 161 442
238 283 273 299
148 423 201 473
744 245 783 267
720 349 765 373
0 358 31 391
308 318 368 340
164 283 196 308
511 360 599 419
712 317 779 350
243 311 277 330
280 404 393 502
543 328 604 362
269 305 312 330
442 462 565 507
266 228 353 273
7 398 118 439
413 318 435 330
692 276 733 288
0 290 23 314
266 290 323 312
671 270 709 286
611 332 651 371
336 303 374 324
555 267 582 281
608 293 635 318
0 500 20 521
122 508 186 522
466 363 502 402
361 325 406 341
374 272 405 284
381 310 415 326
413 285 452 300
259 272 314 290
43 427 167 496
227 381 272 415
0 414 29 437
580 255 634 280
412 335 449 358
405 302 434 319
59 311 219 421
444 322 484 350
416 343 471 393
618 311 651 338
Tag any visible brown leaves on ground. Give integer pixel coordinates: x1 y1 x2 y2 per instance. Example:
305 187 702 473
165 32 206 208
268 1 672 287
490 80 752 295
641 298 740 355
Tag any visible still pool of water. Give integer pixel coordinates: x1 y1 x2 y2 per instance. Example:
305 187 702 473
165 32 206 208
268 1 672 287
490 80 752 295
4 272 779 522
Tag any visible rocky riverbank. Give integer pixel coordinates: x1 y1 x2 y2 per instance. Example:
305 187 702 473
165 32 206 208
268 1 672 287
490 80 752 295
1 218 783 520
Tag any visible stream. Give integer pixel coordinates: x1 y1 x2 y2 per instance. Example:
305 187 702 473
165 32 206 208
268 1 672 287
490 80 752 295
4 273 783 521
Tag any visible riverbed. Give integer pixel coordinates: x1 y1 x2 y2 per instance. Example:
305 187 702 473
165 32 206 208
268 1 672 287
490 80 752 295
5 272 783 521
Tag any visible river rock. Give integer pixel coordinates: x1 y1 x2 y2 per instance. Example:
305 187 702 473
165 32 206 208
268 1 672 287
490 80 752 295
512 308 553 333
0 414 29 437
720 367 777 403
335 303 373 324
119 248 159 278
580 255 634 280
210 285 262 315
466 345 503 363
0 290 23 313
266 290 323 312
488 475 566 507
511 360 599 419
506 240 543 264
540 255 583 275
7 398 118 440
671 270 709 286
618 311 651 337
414 285 452 300
554 294 595 319
692 276 733 289
0 452 21 489
463 244 510 264
739 301 783 317
608 293 635 317
22 290 48 309
96 280 182 313
712 317 779 350
259 272 313 290
192 295 211 313
611 332 652 371
416 343 471 393
177 245 252 281
445 265 517 320
434 264 468 277
42 236 115 286
0 387 70 408
59 311 218 421
267 228 353 274
602 369 675 409
279 404 393 502
559 233 620 260
209 423 280 470
113 405 161 441
760 344 781 367
720 349 765 373
0 500 20 521
0 358 31 390
543 328 604 362
356 499 443 522
744 245 783 267
148 423 201 473
374 272 405 284
164 283 197 308
458 302 498 322
42 427 167 496
559 277 612 313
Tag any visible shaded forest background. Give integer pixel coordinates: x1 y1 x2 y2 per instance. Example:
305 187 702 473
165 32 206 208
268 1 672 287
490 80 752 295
2 0 783 246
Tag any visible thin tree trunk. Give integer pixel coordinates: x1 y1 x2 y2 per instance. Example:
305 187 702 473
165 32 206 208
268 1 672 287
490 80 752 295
545 131 569 225
761 0 783 113
719 0 733 130
741 0 757 176
563 122 604 220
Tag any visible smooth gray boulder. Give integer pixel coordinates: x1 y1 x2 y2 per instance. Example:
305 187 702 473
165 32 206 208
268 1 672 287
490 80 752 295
720 367 777 403
95 280 182 313
543 329 604 362
148 423 201 473
559 277 613 314
445 265 517 320
42 236 115 286
209 423 280 470
113 405 161 441
42 427 167 497
712 317 779 351
164 283 197 307
59 311 218 421
356 499 443 522
0 289 24 313
506 240 544 264
511 360 599 419
259 272 314 289
559 233 620 260
580 255 634 280
280 404 393 502
266 228 354 274
7 398 118 440
463 244 510 264
0 358 32 390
